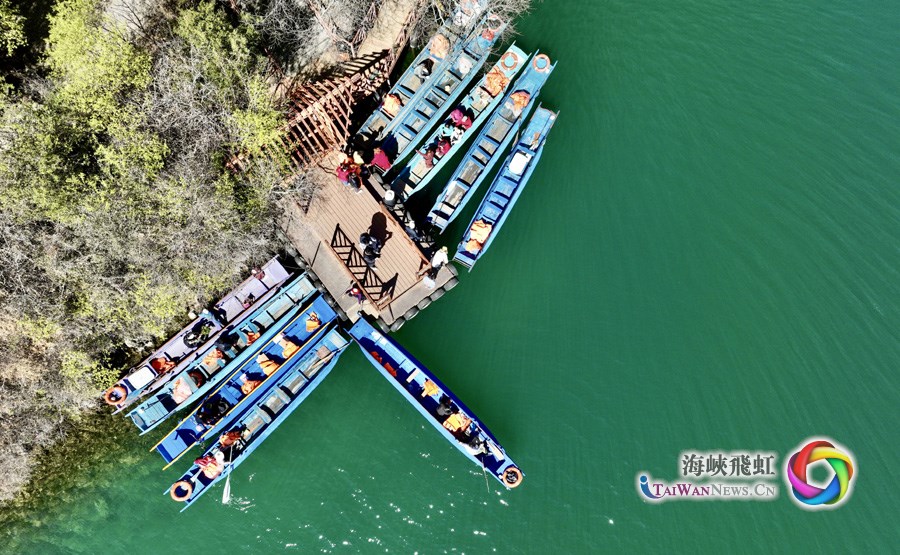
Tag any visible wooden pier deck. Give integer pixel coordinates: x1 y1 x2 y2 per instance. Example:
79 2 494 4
278 154 457 330
270 0 461 331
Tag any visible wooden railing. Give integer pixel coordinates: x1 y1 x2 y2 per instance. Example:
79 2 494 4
229 51 391 174
329 224 394 308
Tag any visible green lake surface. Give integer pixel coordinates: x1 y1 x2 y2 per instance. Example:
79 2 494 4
5 1 899 552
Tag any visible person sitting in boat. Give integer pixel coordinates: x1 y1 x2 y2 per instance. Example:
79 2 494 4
198 397 231 426
450 126 465 144
240 377 263 395
449 108 473 130
150 356 176 374
381 93 402 117
171 377 193 405
215 328 241 355
421 379 440 398
421 144 438 169
442 412 473 433
194 453 223 480
413 59 433 80
369 147 391 172
436 136 452 157
438 122 456 138
436 395 457 418
243 327 260 345
465 219 493 254
219 428 244 449
483 68 508 98
476 28 495 51
202 348 225 370
462 428 487 455
241 292 256 309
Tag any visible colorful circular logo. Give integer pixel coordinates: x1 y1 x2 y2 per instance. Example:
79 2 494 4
785 438 855 509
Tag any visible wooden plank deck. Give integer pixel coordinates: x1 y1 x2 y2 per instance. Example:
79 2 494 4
278 153 457 328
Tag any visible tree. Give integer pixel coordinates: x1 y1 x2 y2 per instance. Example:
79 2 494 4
0 0 25 56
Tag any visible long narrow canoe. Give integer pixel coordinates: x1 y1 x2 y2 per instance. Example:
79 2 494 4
454 106 559 270
380 16 506 169
167 328 350 510
351 20 463 147
390 44 529 198
153 295 338 468
348 319 524 489
426 54 555 231
103 257 292 412
127 275 317 434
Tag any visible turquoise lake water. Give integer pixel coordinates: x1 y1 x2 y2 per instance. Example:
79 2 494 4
4 0 899 552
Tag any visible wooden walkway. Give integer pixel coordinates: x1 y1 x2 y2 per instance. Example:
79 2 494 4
229 0 425 175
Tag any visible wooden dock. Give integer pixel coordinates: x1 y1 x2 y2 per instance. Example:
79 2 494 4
277 154 458 331
270 0 461 331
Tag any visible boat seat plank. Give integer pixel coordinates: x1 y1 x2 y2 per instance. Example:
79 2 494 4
244 411 268 434
260 260 289 287
218 297 245 321
262 391 288 416
253 312 275 329
283 371 308 394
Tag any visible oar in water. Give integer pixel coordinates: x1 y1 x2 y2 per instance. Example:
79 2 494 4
477 438 491 494
222 446 233 504
217 346 341 505
480 457 491 494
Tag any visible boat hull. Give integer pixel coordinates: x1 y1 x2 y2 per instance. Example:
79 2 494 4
153 295 338 467
454 106 559 270
427 53 556 231
348 319 522 488
128 275 317 434
391 44 529 198
169 328 350 511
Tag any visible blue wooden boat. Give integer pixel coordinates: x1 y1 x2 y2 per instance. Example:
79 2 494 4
389 44 529 199
454 106 559 270
351 20 463 147
167 328 350 510
426 54 555 231
347 319 524 489
127 275 317 434
103 257 293 412
378 16 507 169
153 295 338 468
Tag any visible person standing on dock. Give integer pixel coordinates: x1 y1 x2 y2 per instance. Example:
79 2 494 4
345 284 365 306
430 246 449 270
336 157 362 193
